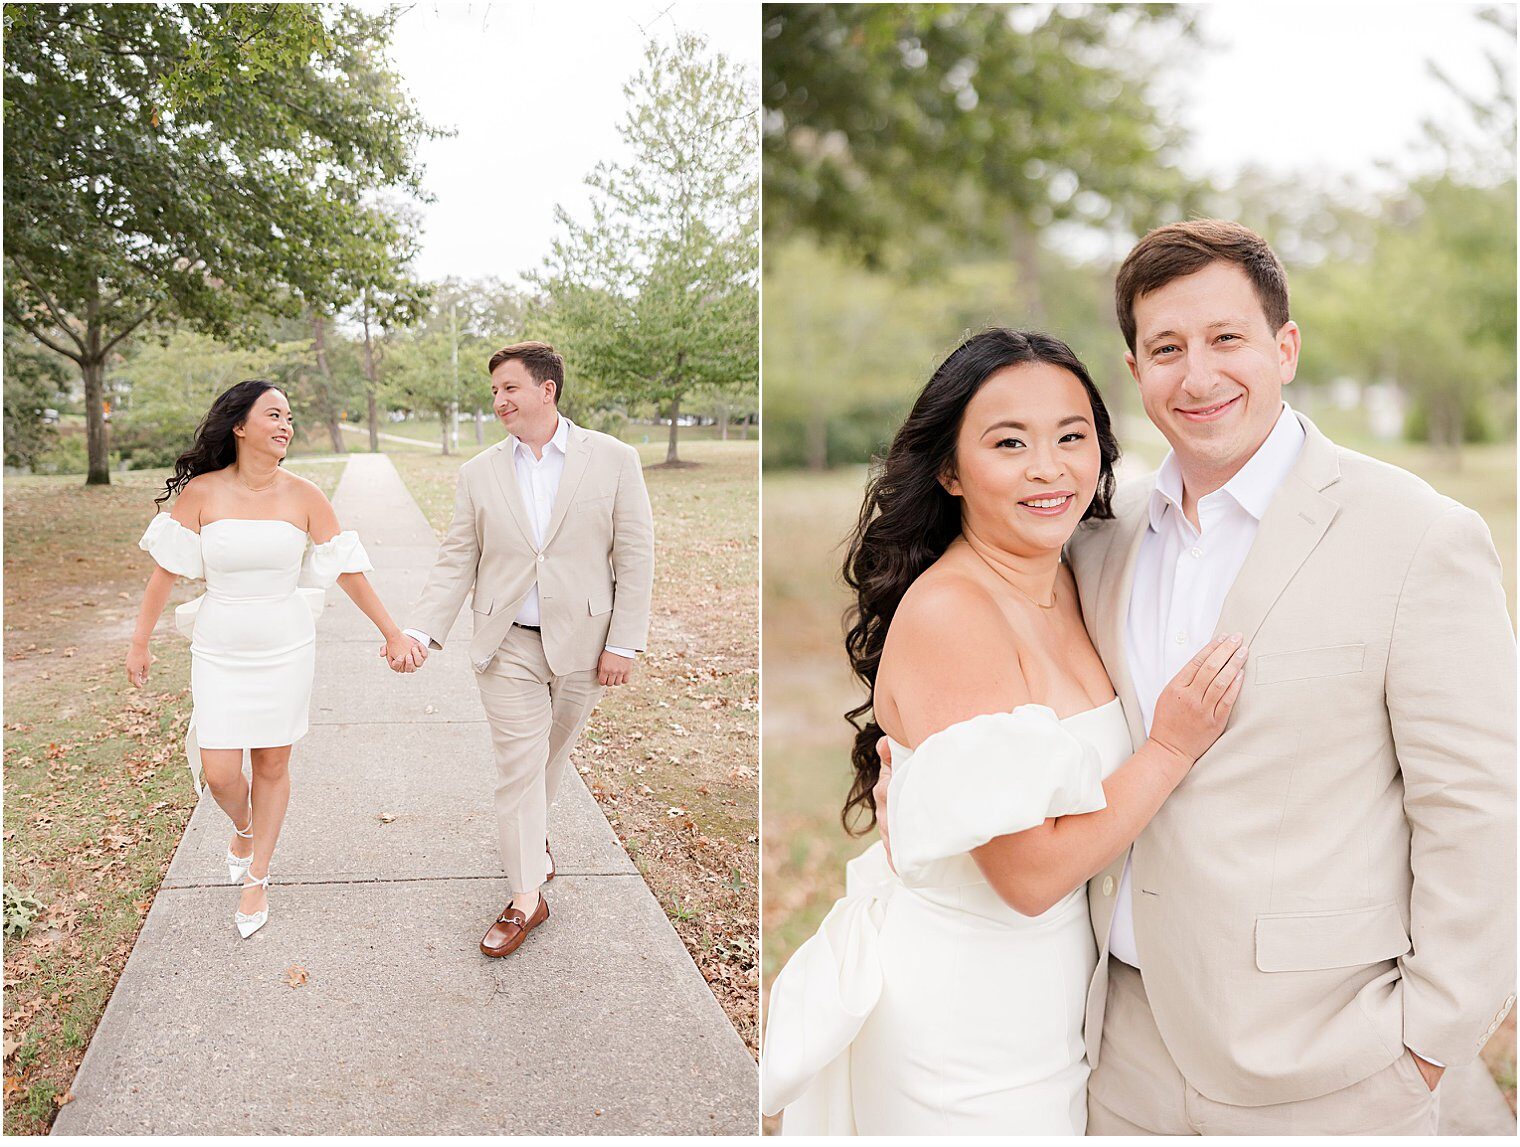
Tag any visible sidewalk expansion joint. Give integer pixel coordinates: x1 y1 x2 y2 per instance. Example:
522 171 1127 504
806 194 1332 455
162 871 640 890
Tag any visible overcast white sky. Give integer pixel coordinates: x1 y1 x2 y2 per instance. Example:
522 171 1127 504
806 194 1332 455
365 1 757 286
1165 3 1507 187
371 2 1505 284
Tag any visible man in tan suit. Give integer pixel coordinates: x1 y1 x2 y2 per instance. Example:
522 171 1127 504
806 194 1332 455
1066 221 1516 1133
399 341 654 959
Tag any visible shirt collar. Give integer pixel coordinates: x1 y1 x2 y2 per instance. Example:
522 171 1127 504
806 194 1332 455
512 414 571 462
1147 403 1305 530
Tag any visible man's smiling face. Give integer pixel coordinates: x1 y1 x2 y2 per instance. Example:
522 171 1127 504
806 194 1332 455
1126 259 1300 485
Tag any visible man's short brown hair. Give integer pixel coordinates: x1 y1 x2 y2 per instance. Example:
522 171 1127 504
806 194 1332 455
487 341 566 403
1115 220 1290 353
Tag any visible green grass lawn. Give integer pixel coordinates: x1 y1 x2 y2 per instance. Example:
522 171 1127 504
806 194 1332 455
391 437 761 1053
761 438 1517 1107
2 463 342 1134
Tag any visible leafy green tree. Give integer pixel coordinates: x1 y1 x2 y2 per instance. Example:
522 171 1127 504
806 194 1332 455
112 330 310 467
380 331 478 455
2 323 71 470
417 277 534 441
2 3 437 484
539 32 758 465
762 4 1205 276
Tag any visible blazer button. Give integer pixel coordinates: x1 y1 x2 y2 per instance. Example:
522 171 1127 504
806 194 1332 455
536 553 545 563
1102 876 1115 896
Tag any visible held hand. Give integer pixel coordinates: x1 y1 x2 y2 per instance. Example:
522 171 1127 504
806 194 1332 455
1409 1050 1444 1091
125 645 156 689
597 650 633 687
1146 634 1248 770
381 633 427 673
873 737 895 873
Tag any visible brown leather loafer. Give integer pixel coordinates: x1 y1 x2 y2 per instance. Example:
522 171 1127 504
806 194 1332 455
480 895 549 958
546 837 555 882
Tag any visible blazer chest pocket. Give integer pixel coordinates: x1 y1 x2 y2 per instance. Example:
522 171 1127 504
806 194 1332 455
1254 643 1365 685
1255 903 1410 972
588 592 613 617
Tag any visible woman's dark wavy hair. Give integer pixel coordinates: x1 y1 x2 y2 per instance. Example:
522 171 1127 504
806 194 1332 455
840 329 1120 832
155 379 284 506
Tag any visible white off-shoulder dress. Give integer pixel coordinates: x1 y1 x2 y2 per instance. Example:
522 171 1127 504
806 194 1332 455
761 700 1132 1135
138 515 372 792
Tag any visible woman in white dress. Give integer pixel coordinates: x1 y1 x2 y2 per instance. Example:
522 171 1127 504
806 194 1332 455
125 381 424 938
762 330 1248 1133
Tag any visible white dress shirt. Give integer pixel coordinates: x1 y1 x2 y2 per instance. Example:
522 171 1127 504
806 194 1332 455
405 415 635 660
1108 403 1304 968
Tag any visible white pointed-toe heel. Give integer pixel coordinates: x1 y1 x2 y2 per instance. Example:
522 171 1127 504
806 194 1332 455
235 870 271 939
225 813 255 884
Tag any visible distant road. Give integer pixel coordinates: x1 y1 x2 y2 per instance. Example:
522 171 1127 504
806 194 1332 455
338 423 442 450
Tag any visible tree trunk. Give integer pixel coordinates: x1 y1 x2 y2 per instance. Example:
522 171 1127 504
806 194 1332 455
805 412 828 471
82 356 110 485
1434 392 1463 471
440 407 451 456
666 395 681 464
475 405 484 444
82 282 111 485
1009 221 1046 324
360 299 380 452
719 401 729 441
740 415 749 441
311 313 346 452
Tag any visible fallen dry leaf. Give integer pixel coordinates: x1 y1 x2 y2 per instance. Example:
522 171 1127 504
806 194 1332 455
3 1035 21 1060
281 965 309 989
54 1089 75 1107
377 812 397 824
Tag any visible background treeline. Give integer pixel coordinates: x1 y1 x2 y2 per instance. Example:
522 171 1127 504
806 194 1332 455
760 3 1516 470
4 5 757 478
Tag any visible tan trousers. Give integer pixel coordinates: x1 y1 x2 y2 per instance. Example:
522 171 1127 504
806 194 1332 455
475 625 604 895
1088 960 1441 1136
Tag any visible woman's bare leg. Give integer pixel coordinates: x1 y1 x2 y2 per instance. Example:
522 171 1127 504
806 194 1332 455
199 748 253 863
240 744 293 915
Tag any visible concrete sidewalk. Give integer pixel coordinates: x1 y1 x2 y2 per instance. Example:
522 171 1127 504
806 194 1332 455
54 453 757 1135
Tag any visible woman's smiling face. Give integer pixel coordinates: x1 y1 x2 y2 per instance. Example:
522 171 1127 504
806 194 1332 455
945 361 1102 555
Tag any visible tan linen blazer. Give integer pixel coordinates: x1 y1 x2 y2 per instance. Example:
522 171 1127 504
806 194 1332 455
412 422 654 676
1067 413 1516 1107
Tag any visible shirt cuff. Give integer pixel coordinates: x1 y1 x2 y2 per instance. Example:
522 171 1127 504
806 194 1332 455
1408 1049 1445 1068
604 645 637 659
403 628 434 649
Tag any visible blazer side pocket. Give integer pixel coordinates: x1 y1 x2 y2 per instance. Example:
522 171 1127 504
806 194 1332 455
1255 903 1410 972
471 594 494 616
1254 642 1365 685
588 592 613 617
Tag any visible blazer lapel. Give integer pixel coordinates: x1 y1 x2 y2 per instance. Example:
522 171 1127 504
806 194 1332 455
1216 415 1342 645
488 440 536 547
1100 502 1151 749
539 424 594 550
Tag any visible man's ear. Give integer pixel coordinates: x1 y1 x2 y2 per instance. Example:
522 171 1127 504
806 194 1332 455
1124 350 1141 387
1276 320 1301 385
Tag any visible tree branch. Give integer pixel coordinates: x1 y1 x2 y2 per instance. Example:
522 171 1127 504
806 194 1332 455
3 301 85 364
6 259 89 354
99 303 159 355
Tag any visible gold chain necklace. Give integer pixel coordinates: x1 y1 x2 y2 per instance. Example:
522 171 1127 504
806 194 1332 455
234 468 279 493
972 548 1058 609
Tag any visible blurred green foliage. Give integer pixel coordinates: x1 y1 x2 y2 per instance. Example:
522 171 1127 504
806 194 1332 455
763 4 1516 470
763 3 1206 273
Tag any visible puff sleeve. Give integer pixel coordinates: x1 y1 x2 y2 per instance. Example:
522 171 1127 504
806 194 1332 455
888 705 1108 886
302 531 373 588
138 514 204 580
